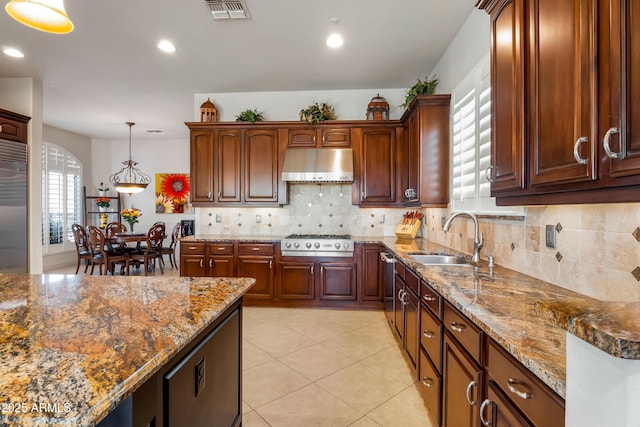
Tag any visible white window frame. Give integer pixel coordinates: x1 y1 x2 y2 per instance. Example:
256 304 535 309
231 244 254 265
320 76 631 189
42 142 83 254
450 55 523 216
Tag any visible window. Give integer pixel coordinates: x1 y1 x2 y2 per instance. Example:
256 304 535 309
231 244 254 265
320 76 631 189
42 143 83 254
450 55 523 215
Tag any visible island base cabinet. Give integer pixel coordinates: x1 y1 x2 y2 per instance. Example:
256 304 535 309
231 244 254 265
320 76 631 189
419 349 442 427
480 380 532 427
164 309 241 427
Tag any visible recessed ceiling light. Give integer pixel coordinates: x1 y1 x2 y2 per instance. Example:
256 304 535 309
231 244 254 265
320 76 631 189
3 47 24 58
326 33 343 48
157 40 176 53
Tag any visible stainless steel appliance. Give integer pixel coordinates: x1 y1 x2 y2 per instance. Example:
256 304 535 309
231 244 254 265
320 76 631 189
281 148 354 183
281 234 354 257
0 139 28 273
180 219 195 237
380 251 395 320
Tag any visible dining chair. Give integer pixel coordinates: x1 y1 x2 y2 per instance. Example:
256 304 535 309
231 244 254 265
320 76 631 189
130 223 165 275
105 222 136 253
159 222 180 269
87 225 131 275
71 224 92 274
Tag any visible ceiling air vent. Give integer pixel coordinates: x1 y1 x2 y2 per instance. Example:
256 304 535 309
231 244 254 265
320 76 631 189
205 0 250 20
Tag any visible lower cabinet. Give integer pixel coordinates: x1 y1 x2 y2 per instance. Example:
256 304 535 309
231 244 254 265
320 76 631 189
482 380 532 427
419 349 442 427
277 259 315 300
179 242 235 277
391 261 420 373
319 262 357 301
237 243 275 300
276 257 357 303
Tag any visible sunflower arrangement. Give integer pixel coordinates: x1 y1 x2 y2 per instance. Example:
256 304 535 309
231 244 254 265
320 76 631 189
121 207 142 232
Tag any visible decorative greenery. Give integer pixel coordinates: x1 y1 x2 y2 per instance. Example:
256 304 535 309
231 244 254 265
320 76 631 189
235 108 265 123
121 206 142 232
299 102 337 124
402 75 439 109
98 181 109 192
95 197 110 208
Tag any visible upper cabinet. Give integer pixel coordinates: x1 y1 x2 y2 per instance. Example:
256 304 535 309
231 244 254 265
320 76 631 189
480 0 640 204
0 109 30 144
401 95 451 207
287 126 351 148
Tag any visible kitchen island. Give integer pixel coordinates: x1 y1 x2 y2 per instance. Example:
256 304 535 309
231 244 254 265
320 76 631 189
0 273 254 427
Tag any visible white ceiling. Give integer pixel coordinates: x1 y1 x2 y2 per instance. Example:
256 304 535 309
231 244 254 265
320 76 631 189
0 0 477 140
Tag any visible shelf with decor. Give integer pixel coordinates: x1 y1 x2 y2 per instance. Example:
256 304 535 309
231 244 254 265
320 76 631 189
83 186 122 228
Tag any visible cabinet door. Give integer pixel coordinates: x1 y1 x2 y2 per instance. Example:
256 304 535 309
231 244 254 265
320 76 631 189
277 260 315 300
287 128 317 147
321 127 351 147
319 261 356 301
216 129 242 203
527 0 597 187
244 129 278 202
442 334 483 427
393 272 405 341
208 255 235 277
190 130 215 204
405 287 420 371
360 244 383 302
237 257 274 299
420 349 442 427
357 127 397 204
405 111 420 202
601 0 640 178
481 380 533 427
489 0 526 193
181 255 206 277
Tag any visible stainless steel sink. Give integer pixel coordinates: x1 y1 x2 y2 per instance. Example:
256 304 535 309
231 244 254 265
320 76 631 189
409 254 472 266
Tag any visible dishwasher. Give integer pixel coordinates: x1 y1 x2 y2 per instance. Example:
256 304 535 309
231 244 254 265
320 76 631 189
380 251 395 322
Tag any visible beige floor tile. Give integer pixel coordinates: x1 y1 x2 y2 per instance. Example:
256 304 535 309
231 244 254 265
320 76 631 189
243 318 288 342
243 359 311 408
356 319 398 346
323 330 393 361
286 317 355 342
348 416 382 426
242 400 253 415
317 362 407 414
244 339 274 371
279 343 357 381
243 410 272 427
324 309 387 330
360 347 416 386
256 383 362 427
249 324 317 358
366 384 433 427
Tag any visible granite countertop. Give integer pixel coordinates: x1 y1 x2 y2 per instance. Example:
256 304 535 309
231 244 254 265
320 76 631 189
180 234 284 243
0 274 254 426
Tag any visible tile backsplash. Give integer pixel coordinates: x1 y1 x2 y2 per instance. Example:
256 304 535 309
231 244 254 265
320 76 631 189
197 184 640 302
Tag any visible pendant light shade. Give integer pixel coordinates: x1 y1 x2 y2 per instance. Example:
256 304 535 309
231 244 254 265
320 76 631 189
109 122 150 195
5 0 74 34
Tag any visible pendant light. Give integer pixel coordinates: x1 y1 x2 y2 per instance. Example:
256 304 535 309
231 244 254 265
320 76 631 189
109 122 150 195
5 0 74 34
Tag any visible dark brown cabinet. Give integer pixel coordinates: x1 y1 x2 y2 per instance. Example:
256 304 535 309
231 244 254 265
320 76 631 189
277 259 315 300
401 95 451 206
0 109 30 144
179 242 235 277
319 261 357 301
237 243 275 300
352 126 401 206
277 258 356 302
359 243 384 302
187 124 281 207
481 379 532 427
287 126 351 148
391 261 420 372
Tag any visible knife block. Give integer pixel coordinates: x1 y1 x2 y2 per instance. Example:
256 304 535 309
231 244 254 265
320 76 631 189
395 220 421 239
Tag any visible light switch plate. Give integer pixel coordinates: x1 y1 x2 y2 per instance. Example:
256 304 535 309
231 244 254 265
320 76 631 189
545 224 556 248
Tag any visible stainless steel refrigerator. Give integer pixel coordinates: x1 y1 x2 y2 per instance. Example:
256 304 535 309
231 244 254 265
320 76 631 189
0 138 27 273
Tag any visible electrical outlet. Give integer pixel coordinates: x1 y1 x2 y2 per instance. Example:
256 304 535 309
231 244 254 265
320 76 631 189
545 224 556 248
215 214 222 223
256 215 262 223
195 358 205 396
378 214 385 224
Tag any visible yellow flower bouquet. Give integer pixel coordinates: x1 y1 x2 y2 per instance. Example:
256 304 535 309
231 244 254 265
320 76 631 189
121 206 142 232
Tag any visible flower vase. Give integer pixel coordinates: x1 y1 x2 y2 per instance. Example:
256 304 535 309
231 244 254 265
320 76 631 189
98 191 106 197
99 214 108 229
99 206 107 212
128 222 135 233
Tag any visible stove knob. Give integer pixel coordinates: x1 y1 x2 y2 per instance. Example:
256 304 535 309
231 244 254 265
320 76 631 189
294 242 300 248
306 242 312 249
285 242 292 248
343 242 350 249
335 243 341 249
314 242 321 249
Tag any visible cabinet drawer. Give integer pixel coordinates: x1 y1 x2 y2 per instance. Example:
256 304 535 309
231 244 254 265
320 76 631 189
443 302 483 363
404 268 420 295
486 339 565 427
420 303 442 373
181 242 205 255
394 261 406 281
207 243 234 255
238 243 274 256
420 280 442 318
419 348 441 427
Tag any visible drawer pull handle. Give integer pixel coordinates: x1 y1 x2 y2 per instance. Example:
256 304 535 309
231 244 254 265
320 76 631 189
422 377 434 388
507 379 532 400
451 322 466 333
480 399 493 426
199 259 203 268
209 259 213 268
465 380 477 406
573 136 589 165
484 165 495 183
603 127 622 159
423 330 435 339
252 247 261 251
188 246 198 250
217 247 226 251
422 294 436 302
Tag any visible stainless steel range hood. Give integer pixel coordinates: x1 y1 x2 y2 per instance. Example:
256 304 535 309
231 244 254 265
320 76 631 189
282 148 353 183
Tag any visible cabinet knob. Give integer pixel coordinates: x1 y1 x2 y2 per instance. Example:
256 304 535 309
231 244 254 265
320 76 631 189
507 378 532 400
572 136 589 165
479 399 493 426
603 127 622 159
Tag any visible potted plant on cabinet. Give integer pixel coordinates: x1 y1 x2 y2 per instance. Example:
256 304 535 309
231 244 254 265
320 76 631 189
402 75 439 109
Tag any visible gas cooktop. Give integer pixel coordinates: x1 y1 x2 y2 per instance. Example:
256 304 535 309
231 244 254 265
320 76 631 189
281 234 353 257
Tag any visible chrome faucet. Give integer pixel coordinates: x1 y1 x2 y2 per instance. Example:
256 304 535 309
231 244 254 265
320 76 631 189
443 211 484 263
